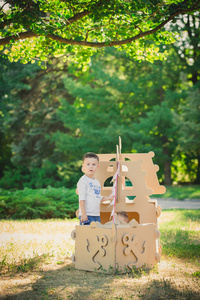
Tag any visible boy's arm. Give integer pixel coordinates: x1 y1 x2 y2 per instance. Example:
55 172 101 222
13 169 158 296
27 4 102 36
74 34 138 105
79 200 88 222
77 178 88 222
101 194 114 202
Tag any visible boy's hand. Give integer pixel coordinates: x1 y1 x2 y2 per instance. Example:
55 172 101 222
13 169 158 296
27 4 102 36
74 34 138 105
81 213 88 223
107 193 114 201
101 194 114 202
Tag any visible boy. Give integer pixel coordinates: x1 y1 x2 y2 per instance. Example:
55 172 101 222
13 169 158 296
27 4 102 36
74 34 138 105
77 152 114 225
102 211 129 226
116 211 129 223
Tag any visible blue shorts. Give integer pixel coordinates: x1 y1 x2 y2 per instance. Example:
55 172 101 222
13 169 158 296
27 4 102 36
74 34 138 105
79 215 101 225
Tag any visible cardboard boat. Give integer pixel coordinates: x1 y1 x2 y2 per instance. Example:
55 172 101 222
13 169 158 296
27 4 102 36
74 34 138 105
71 138 165 273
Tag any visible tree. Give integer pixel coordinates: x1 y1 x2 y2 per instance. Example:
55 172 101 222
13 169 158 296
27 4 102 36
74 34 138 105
177 87 200 183
0 56 76 189
0 56 34 178
48 47 184 186
130 102 178 185
172 13 200 86
0 0 200 66
171 13 200 183
0 45 190 188
0 26 199 188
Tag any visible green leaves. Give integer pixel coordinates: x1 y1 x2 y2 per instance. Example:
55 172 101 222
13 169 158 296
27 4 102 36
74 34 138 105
1 0 199 65
1 10 200 189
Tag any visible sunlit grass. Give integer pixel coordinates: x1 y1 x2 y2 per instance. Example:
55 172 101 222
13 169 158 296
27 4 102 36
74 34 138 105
155 185 200 199
0 211 199 274
159 210 200 260
0 219 78 273
0 212 200 299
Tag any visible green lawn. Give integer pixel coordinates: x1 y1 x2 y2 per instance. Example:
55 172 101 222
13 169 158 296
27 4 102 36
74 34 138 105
159 209 200 259
155 185 200 200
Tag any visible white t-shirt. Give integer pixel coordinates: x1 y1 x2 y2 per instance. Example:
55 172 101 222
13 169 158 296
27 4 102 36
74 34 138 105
77 175 102 216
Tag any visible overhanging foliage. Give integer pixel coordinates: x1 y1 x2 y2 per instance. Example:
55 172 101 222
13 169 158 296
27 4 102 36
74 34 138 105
0 0 200 64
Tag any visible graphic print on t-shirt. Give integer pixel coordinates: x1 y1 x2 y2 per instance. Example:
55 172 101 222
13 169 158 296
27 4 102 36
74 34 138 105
93 184 100 196
89 182 100 196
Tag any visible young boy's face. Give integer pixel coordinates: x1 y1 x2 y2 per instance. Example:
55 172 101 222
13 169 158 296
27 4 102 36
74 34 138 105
82 157 99 178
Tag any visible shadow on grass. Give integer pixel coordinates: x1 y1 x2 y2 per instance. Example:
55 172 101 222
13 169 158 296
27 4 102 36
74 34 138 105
140 278 200 300
0 262 199 300
0 262 113 300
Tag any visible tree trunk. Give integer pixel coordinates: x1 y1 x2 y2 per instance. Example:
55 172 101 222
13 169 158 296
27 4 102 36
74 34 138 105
164 159 172 186
163 143 172 186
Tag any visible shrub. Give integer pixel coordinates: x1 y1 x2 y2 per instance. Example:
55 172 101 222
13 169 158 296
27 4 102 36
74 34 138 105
0 187 78 219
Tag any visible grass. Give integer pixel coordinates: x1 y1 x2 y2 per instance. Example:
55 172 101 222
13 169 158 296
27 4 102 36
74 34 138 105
0 210 200 299
155 184 200 200
0 219 76 273
159 210 200 259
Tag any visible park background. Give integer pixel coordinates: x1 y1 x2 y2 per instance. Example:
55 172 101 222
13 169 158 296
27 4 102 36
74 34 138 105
0 1 200 299
0 7 200 219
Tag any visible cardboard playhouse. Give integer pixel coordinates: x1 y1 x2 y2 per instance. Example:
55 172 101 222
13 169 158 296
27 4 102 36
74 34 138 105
71 138 165 273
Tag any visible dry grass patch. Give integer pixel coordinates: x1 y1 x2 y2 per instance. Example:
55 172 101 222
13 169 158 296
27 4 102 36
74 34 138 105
0 211 199 300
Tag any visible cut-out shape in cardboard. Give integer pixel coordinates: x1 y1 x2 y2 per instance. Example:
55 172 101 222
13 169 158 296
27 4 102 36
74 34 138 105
71 137 165 273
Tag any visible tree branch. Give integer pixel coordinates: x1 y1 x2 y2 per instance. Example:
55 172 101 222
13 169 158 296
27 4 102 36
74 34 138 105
0 3 199 48
0 31 39 46
67 8 92 25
